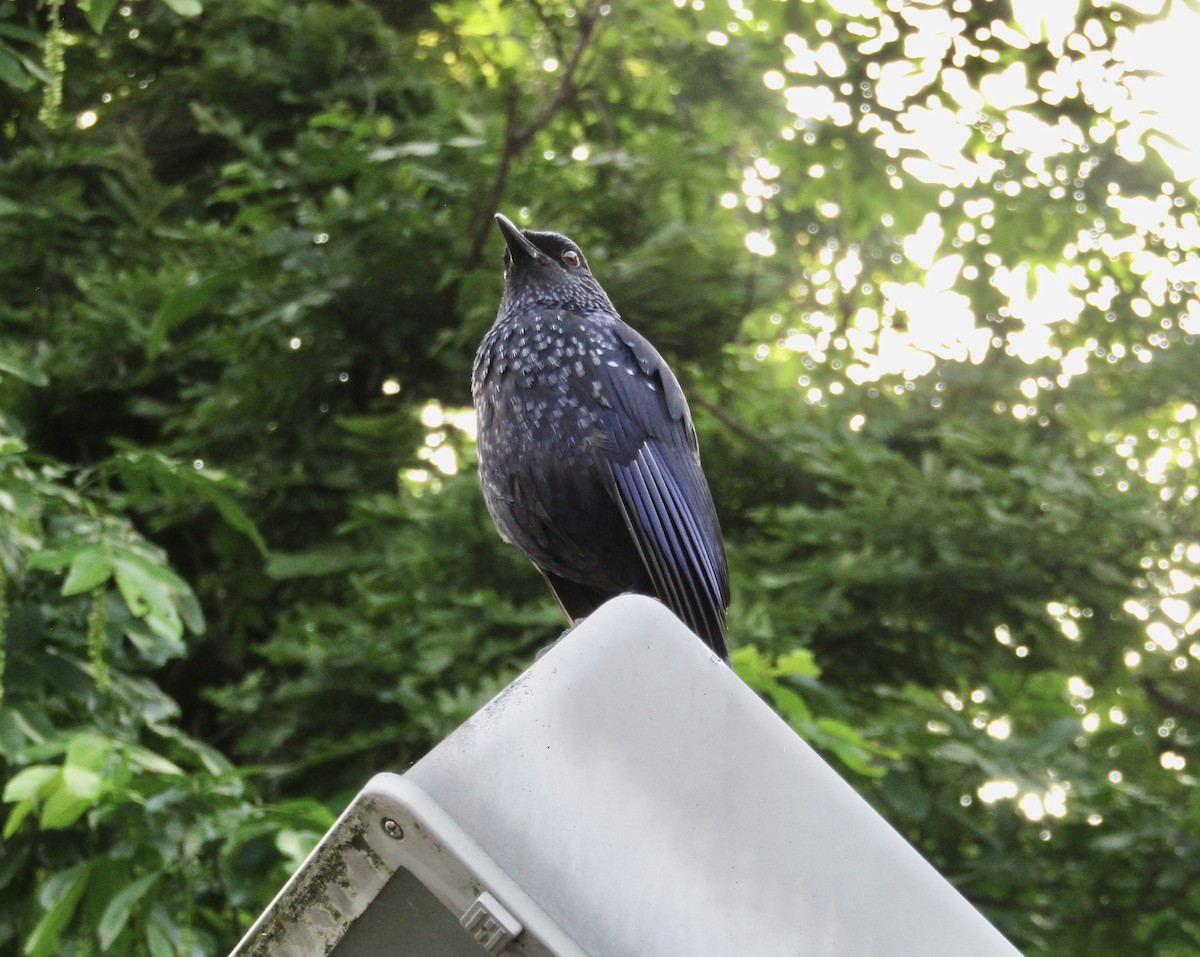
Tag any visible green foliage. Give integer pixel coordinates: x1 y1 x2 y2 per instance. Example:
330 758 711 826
734 644 896 777
0 0 1197 954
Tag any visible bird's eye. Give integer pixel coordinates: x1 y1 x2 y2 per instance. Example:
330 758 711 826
561 249 581 268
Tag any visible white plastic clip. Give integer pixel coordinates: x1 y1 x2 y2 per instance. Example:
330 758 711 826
460 891 522 954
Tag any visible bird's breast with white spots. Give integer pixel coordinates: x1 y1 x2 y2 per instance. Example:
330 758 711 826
474 313 624 457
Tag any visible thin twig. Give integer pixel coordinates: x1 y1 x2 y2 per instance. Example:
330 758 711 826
690 394 832 500
527 0 569 63
691 395 784 460
471 87 523 263
514 2 597 150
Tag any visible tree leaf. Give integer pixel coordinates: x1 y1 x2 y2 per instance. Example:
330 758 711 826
62 549 112 596
2 765 57 802
113 560 153 619
0 433 27 455
0 22 46 44
2 800 34 839
107 448 265 555
208 490 267 555
38 791 94 829
0 48 31 91
143 599 183 647
160 0 203 17
145 922 173 957
39 766 105 828
146 275 224 359
265 547 369 579
26 546 86 573
83 0 120 32
177 588 207 636
774 648 821 679
25 862 92 957
98 872 161 951
123 743 183 776
60 765 104 802
66 733 114 772
113 557 182 642
0 351 48 385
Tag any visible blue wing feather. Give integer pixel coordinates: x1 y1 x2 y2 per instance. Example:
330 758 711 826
600 324 730 659
610 442 729 660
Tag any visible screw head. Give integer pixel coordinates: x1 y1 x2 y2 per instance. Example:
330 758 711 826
382 817 404 840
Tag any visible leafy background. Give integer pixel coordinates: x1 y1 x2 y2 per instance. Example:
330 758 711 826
1 0 1199 953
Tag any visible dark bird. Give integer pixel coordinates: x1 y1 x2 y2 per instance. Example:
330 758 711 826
472 213 730 661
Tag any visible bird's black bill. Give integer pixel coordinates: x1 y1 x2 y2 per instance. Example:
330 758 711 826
495 213 550 266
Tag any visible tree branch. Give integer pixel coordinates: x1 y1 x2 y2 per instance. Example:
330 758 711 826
1140 676 1200 723
466 0 602 265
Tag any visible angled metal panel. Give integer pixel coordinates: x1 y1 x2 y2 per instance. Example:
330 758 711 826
406 595 1022 957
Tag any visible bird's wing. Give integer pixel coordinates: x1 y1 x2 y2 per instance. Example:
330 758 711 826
597 323 730 659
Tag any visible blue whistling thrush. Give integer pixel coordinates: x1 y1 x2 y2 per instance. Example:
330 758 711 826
472 213 730 662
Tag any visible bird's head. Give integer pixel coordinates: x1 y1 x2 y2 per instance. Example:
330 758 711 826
494 213 616 317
